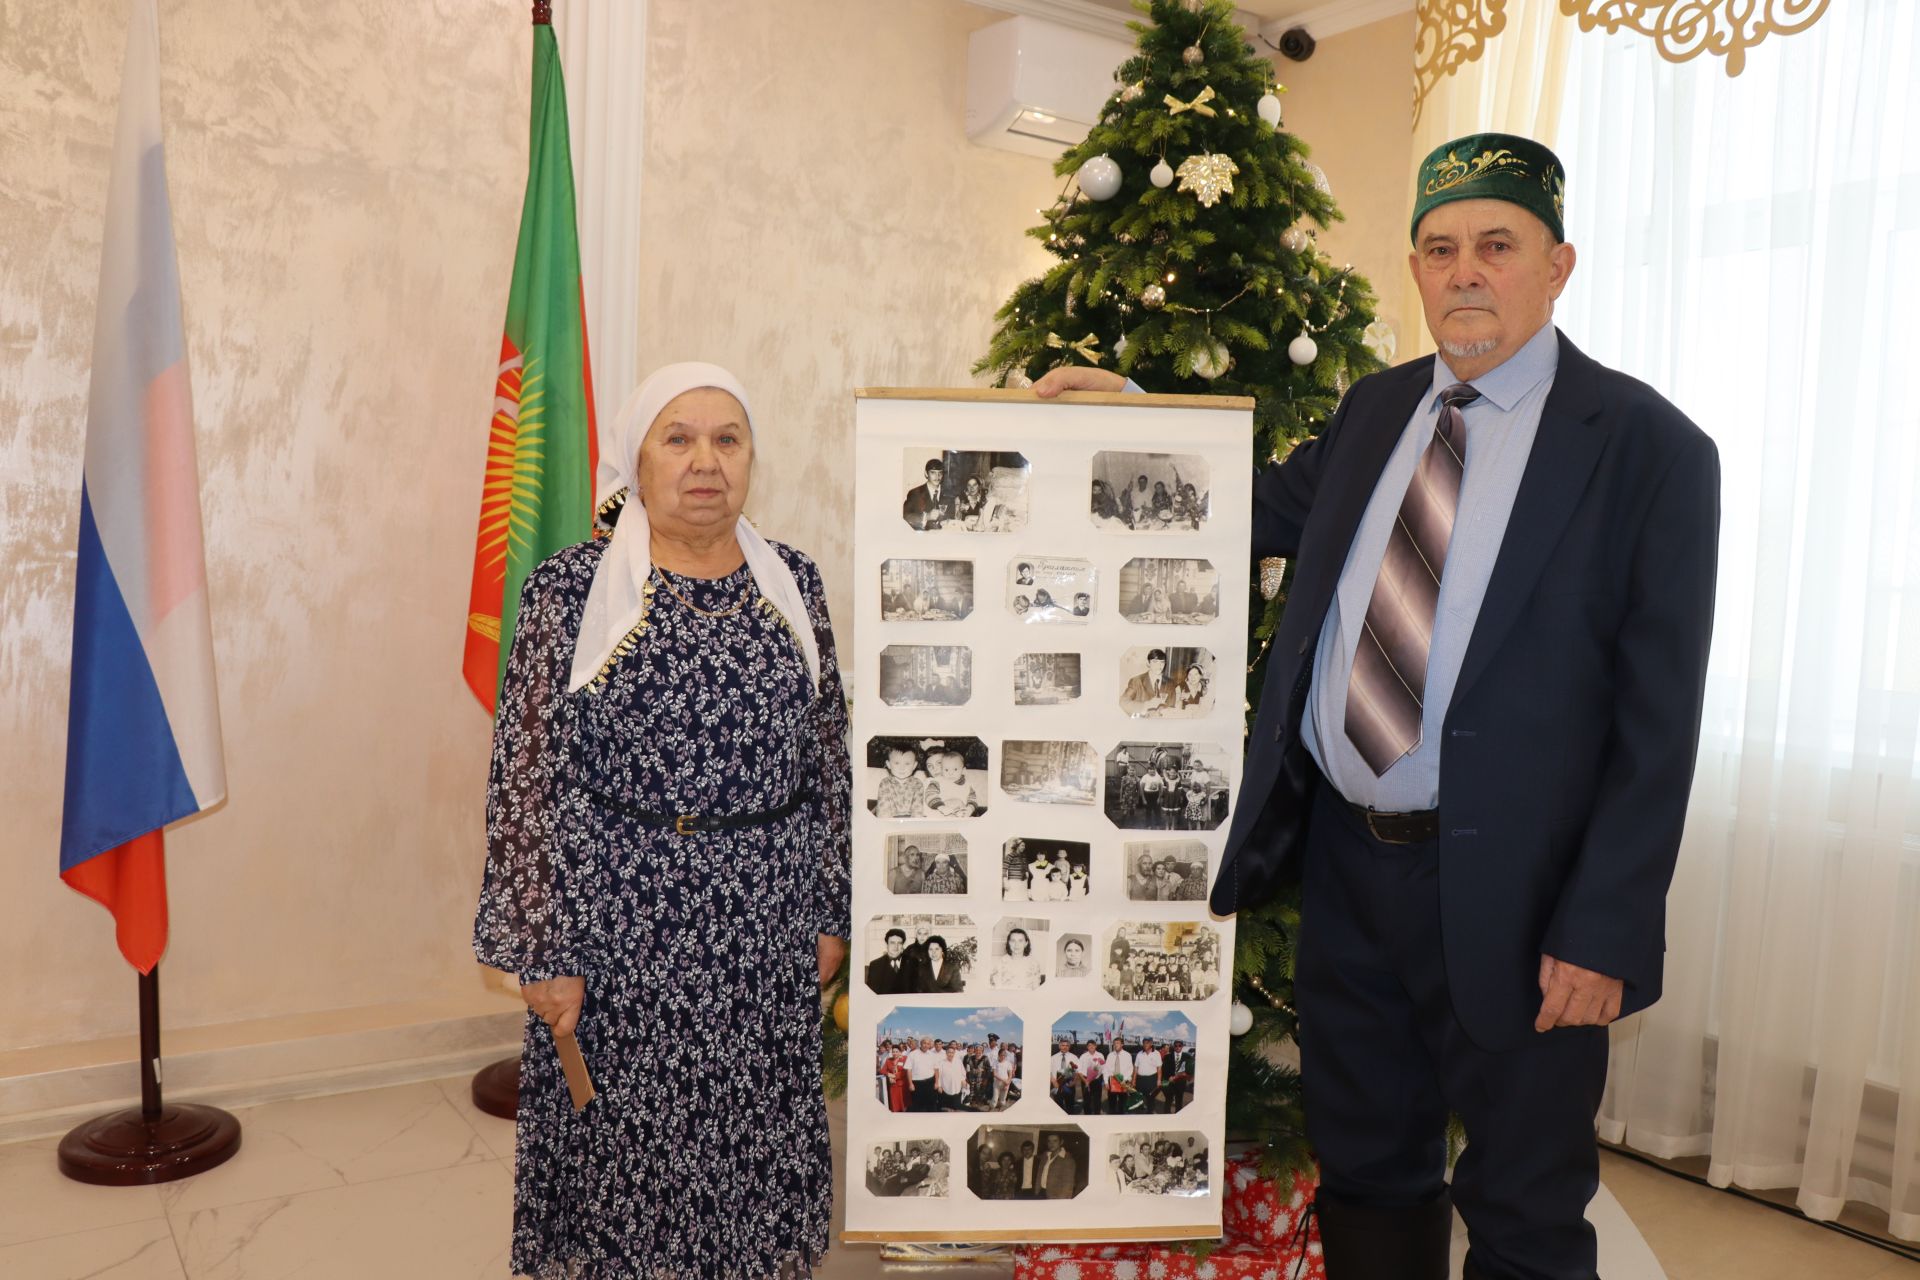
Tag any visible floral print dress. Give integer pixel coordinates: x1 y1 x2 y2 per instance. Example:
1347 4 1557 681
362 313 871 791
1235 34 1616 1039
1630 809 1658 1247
474 538 852 1280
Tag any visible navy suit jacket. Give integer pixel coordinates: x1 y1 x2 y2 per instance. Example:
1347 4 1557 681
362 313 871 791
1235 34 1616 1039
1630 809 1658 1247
1210 330 1720 1050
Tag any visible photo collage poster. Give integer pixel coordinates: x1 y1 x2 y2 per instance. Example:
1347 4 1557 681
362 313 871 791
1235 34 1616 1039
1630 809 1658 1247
847 390 1252 1242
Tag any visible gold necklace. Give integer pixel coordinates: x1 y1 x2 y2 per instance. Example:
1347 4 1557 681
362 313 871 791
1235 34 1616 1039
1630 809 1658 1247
653 568 751 618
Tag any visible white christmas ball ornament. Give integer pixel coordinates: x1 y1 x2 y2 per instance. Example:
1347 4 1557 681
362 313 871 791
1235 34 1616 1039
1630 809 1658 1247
1150 159 1174 189
1288 333 1319 366
1281 225 1312 254
1077 154 1123 201
1193 341 1229 380
1182 44 1204 66
1256 92 1283 128
1230 1001 1254 1036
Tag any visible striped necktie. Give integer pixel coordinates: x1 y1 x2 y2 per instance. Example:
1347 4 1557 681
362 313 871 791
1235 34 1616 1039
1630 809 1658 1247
1345 382 1480 775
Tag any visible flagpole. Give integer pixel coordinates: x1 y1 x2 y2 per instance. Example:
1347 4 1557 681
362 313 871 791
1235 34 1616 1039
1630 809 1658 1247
58 964 243 1185
468 0 558 1123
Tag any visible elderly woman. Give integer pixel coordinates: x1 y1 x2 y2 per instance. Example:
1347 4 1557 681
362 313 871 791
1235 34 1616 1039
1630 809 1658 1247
473 363 851 1280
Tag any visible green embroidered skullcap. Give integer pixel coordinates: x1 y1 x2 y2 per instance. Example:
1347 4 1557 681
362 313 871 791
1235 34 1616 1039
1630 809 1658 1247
1411 132 1566 243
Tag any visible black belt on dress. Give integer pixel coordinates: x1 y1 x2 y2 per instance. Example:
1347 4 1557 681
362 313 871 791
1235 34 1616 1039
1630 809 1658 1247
585 788 808 836
1346 801 1440 845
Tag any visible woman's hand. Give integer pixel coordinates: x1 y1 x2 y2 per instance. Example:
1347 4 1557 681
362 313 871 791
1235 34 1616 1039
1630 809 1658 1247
1032 367 1128 397
818 934 848 986
521 975 586 1037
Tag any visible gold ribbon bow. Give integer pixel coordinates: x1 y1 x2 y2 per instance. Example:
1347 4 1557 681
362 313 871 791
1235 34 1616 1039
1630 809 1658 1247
1046 332 1105 365
1164 86 1217 117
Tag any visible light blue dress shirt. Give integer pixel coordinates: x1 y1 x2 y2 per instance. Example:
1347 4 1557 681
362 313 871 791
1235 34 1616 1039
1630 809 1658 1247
1300 322 1560 810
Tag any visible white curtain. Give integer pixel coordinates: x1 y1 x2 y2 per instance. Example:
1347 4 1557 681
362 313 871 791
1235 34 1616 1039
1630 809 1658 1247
552 0 648 413
1545 1 1920 1242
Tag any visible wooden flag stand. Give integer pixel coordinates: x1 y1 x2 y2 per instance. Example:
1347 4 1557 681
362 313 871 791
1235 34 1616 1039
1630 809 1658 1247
57 967 242 1185
471 1054 521 1119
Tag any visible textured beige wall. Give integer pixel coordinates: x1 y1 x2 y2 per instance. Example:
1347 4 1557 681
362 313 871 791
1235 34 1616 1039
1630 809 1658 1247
0 0 1055 1058
1266 11 1419 358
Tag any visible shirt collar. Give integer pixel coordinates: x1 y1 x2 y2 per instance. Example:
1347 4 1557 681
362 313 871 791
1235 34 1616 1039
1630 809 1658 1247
1431 321 1560 413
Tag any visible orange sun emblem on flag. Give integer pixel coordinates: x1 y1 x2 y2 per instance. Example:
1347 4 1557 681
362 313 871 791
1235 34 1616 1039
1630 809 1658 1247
475 339 549 588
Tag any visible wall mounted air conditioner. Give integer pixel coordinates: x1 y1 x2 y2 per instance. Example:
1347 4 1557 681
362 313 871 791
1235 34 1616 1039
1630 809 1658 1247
965 15 1134 159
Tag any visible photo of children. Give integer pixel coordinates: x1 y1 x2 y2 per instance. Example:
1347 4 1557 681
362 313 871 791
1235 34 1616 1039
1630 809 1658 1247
1117 558 1220 626
1000 740 1098 807
1000 837 1091 903
885 834 969 896
1102 922 1222 1002
1006 557 1095 624
1118 646 1215 719
880 558 974 621
1013 652 1082 706
1090 451 1211 532
879 645 972 708
901 450 1029 532
865 736 990 820
1102 743 1231 831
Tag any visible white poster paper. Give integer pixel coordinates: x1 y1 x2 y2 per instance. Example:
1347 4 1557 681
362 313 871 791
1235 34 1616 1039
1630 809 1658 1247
846 389 1253 1243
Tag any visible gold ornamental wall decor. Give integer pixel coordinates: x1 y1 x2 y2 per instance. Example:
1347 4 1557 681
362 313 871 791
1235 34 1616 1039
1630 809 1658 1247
1413 1 1510 127
1557 0 1830 76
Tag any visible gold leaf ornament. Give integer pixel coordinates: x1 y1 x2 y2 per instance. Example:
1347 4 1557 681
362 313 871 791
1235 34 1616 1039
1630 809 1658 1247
1175 153 1240 208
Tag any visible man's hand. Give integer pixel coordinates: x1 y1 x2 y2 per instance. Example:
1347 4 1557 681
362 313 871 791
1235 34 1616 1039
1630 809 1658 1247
819 934 849 986
1032 367 1128 397
521 975 586 1038
1534 954 1623 1031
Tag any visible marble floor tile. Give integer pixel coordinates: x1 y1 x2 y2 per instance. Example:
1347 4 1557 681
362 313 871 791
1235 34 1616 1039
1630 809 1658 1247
174 1159 513 1280
431 1071 520 1164
0 1217 185 1279
154 1080 492 1219
0 1137 168 1248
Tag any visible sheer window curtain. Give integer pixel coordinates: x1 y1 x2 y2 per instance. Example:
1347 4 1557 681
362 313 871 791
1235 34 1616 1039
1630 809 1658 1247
1544 2 1920 1242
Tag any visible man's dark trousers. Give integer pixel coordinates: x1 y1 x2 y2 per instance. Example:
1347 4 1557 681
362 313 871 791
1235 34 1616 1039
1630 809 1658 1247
1298 779 1608 1280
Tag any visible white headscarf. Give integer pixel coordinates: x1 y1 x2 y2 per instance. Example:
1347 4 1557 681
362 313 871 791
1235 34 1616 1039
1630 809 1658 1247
566 361 821 695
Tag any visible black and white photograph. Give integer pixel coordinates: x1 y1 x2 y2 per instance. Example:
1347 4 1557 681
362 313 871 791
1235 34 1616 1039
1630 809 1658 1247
1046 1012 1198 1116
966 1125 1090 1200
999 739 1098 807
1123 840 1209 902
865 1139 951 1198
874 1007 1023 1114
1000 837 1091 903
901 450 1029 532
1006 557 1096 624
1109 1132 1209 1197
1055 933 1093 980
1090 450 1212 532
880 558 974 621
1102 922 1222 1002
1103 742 1231 831
879 645 972 708
1117 557 1220 626
865 735 990 820
988 916 1049 991
885 833 969 896
863 914 981 996
1118 645 1215 719
1013 652 1082 705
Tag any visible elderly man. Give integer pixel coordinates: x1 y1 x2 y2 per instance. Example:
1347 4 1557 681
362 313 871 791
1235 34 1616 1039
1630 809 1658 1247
1037 134 1719 1280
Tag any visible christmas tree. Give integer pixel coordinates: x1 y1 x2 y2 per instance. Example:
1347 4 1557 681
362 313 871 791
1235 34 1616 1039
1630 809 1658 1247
976 0 1390 1174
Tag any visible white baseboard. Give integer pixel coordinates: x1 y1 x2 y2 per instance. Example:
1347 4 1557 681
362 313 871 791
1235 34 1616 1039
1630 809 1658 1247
0 994 525 1146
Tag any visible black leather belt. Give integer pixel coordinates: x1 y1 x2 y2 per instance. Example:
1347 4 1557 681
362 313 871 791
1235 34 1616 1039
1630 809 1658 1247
586 789 807 835
1347 801 1440 845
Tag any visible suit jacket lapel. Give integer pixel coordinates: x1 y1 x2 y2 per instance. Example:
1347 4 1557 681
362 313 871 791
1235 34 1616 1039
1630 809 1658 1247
1288 357 1434 629
1452 332 1608 704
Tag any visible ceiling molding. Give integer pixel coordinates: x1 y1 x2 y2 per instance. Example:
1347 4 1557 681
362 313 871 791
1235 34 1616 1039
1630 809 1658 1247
964 0 1138 40
1262 0 1414 42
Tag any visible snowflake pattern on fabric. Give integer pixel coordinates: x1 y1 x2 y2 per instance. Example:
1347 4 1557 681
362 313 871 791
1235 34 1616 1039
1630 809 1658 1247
474 539 853 1280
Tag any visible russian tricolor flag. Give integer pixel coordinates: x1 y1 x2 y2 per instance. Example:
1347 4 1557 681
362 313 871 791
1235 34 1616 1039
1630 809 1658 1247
60 0 226 975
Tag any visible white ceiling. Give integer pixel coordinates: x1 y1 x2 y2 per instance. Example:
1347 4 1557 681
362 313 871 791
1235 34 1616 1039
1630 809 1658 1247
968 0 1413 42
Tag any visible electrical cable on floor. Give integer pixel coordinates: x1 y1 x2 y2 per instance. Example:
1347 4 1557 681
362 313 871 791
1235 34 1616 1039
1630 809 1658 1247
1601 1142 1920 1265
